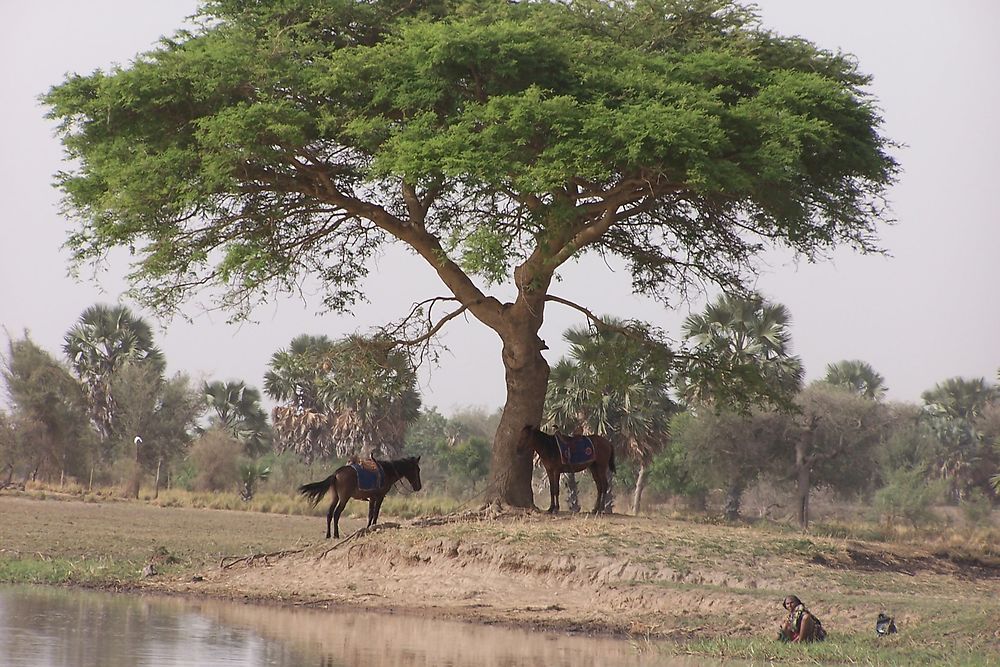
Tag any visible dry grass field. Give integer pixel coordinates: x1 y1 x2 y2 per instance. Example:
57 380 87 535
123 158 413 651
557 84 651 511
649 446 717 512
2 492 998 665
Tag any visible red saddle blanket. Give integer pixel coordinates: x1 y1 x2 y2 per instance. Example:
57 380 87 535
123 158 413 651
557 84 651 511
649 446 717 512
555 434 596 466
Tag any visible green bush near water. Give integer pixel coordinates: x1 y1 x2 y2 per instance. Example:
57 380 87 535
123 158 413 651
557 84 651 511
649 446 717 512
0 557 148 586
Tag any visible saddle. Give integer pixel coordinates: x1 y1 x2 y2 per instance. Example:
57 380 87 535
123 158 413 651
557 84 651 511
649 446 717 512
554 433 596 466
350 459 385 491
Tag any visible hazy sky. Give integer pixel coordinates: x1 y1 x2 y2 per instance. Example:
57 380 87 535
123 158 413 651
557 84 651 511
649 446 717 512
2 1 998 415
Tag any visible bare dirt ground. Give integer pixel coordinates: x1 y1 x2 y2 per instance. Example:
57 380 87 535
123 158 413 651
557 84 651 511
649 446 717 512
3 494 1000 647
188 510 1000 643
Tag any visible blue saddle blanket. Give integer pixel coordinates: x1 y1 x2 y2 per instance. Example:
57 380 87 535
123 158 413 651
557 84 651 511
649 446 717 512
555 434 596 466
350 462 385 492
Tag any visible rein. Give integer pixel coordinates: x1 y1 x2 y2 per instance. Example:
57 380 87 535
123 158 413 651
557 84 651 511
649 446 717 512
380 458 418 494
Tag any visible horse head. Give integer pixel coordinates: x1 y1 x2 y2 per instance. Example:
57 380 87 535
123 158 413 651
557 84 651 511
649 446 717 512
516 424 536 454
403 456 422 492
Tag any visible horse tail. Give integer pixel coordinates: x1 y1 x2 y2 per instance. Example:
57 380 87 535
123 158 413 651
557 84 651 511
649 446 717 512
608 442 617 475
298 474 335 507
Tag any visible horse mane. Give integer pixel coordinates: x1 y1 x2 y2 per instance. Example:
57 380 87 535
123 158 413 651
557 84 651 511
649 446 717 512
524 425 560 461
373 456 420 474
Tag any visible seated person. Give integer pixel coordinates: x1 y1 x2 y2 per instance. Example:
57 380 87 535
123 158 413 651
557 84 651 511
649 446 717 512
778 595 827 642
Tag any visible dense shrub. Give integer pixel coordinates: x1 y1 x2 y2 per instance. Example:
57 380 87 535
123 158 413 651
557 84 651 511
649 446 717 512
873 467 946 527
187 428 242 492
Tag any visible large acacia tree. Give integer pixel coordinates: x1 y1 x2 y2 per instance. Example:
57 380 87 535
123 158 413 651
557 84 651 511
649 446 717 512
44 0 896 506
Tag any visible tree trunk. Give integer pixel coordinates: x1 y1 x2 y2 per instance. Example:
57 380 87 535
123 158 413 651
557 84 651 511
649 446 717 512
795 438 810 529
724 477 745 521
563 472 580 513
487 342 549 508
603 468 615 513
485 312 551 508
153 457 162 500
129 437 141 499
125 471 140 499
632 461 649 515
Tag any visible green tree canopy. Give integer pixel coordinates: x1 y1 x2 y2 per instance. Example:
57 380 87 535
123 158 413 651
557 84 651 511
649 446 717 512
2 335 95 482
44 0 897 506
264 334 337 462
783 383 887 527
112 366 203 463
404 407 493 496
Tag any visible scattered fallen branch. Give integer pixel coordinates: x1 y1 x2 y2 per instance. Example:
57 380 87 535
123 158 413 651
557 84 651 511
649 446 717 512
220 548 304 569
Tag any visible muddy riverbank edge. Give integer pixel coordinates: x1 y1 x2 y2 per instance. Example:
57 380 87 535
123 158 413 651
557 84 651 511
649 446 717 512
3 495 1000 663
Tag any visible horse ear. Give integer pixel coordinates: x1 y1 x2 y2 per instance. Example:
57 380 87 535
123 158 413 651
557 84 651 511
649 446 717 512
416 455 421 462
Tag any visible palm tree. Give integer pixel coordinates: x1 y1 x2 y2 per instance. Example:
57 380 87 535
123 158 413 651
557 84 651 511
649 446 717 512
680 292 803 411
545 320 675 514
922 377 996 422
203 380 272 456
265 334 421 462
238 460 271 501
320 335 422 459
680 293 803 520
63 304 164 448
824 360 887 400
921 377 998 501
264 335 337 462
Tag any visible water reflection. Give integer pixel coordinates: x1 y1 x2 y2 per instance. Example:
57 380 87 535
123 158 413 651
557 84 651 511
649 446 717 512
0 586 721 666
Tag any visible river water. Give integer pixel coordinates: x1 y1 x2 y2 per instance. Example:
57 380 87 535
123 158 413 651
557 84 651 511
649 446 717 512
0 585 725 666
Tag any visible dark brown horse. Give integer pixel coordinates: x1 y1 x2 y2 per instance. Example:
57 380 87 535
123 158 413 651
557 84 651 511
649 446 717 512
298 456 422 538
516 425 615 514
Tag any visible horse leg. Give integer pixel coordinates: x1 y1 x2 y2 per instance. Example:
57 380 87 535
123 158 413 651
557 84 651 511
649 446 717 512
324 484 340 539
332 495 350 539
325 500 335 539
590 465 608 513
372 496 385 527
367 498 376 528
548 469 560 513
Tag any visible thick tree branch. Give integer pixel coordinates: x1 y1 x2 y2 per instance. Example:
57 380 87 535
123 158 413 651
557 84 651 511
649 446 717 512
544 293 681 361
544 294 615 331
254 162 505 329
549 206 618 268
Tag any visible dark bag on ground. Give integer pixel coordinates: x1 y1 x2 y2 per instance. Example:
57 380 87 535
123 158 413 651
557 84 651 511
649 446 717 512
876 612 897 636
